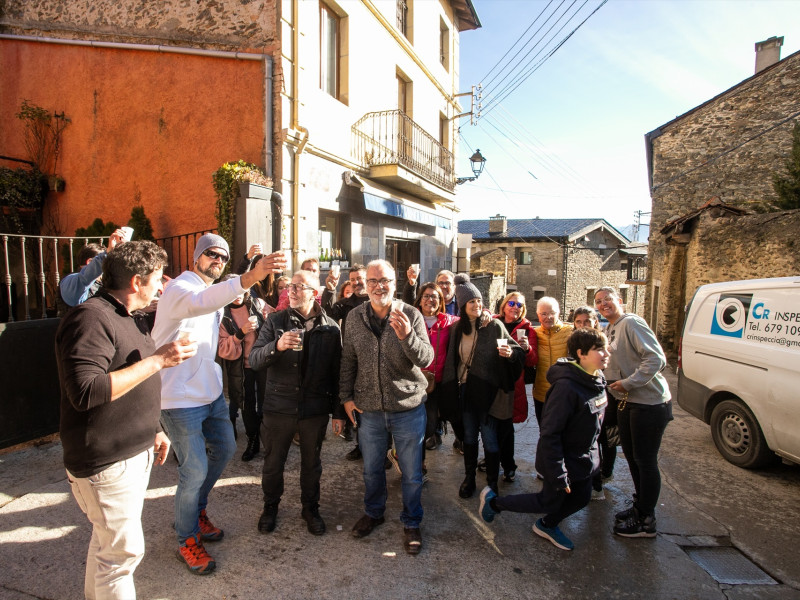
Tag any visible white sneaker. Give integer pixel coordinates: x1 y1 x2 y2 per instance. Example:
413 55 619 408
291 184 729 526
591 487 605 501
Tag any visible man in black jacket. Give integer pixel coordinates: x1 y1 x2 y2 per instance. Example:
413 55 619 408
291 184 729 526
56 241 197 599
249 270 346 536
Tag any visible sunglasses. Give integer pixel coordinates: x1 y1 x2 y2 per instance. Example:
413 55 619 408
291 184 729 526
202 249 229 263
507 300 524 308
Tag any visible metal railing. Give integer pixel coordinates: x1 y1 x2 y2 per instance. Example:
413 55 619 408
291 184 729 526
155 229 218 279
0 229 217 322
352 110 455 191
1 232 111 321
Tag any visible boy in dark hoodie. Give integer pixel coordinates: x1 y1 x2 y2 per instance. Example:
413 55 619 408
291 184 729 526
477 328 609 551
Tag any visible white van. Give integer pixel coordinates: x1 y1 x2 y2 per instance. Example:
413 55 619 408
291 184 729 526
678 276 800 468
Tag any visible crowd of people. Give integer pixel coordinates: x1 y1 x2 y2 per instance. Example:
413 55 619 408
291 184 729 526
55 234 671 599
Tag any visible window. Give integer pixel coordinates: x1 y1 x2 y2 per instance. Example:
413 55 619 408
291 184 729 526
320 4 339 98
397 0 409 38
516 248 532 265
439 18 449 70
318 209 350 261
586 287 597 305
619 286 628 305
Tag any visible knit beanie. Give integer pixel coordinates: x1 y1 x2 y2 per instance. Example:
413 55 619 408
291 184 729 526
454 273 481 310
193 233 230 262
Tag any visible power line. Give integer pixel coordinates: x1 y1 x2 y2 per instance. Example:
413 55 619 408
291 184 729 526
479 0 556 87
481 0 574 98
481 0 608 118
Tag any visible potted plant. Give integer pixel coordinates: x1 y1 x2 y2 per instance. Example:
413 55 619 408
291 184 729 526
212 160 273 250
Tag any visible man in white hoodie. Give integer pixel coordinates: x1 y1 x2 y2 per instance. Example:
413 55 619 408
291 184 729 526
153 233 286 575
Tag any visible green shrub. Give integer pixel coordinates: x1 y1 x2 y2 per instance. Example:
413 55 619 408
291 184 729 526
212 160 272 250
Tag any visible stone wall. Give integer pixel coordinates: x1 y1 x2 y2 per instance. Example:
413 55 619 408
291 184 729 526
646 50 800 348
654 210 800 349
0 0 279 48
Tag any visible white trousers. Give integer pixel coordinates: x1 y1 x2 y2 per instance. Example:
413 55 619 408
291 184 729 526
67 447 153 600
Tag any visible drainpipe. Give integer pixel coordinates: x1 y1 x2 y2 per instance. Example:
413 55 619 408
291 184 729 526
290 0 308 271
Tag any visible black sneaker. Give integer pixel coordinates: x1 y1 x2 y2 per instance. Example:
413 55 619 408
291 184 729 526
425 436 436 451
614 512 657 538
346 446 362 461
502 469 516 483
615 500 637 522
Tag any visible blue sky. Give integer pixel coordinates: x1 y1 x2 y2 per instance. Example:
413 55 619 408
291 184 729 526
455 0 800 238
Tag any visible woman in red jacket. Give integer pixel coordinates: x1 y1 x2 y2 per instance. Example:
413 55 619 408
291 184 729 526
414 282 459 450
493 292 538 482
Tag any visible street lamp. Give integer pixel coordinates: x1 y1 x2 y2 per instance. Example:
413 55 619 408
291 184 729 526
456 149 486 185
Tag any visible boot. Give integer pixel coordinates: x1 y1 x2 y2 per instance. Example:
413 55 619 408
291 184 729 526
242 435 259 462
484 451 500 494
459 443 479 498
258 503 278 533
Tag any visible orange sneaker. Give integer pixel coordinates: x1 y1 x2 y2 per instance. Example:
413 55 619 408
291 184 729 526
177 535 216 575
198 509 224 542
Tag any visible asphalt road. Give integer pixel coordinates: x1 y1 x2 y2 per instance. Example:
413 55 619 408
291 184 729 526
1 365 799 600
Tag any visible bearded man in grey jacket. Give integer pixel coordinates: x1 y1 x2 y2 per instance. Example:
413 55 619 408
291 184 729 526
340 259 433 556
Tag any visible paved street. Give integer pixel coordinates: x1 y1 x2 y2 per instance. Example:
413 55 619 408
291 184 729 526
1 365 799 600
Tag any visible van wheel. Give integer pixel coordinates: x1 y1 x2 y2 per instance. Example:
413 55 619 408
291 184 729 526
710 399 773 469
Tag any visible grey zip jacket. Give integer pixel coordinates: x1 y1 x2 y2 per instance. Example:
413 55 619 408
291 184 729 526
605 313 671 406
339 300 434 412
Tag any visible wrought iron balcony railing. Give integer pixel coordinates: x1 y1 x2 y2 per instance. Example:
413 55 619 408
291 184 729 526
352 110 455 192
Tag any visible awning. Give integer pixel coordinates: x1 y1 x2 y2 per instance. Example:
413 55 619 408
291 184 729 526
344 172 453 230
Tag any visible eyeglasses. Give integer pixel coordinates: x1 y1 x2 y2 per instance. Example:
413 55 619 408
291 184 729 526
202 249 229 263
538 311 557 318
421 293 439 301
288 283 314 292
436 280 453 287
366 278 394 288
507 300 524 308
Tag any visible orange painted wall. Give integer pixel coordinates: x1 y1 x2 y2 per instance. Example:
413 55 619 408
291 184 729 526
1 39 266 238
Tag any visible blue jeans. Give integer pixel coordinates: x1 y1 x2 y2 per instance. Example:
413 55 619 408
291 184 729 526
462 406 501 453
358 404 426 528
161 394 236 543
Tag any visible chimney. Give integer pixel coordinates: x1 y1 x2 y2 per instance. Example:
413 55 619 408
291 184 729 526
755 36 783 74
488 214 507 234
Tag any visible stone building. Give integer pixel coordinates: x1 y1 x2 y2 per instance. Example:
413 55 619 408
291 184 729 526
645 38 800 350
1 0 480 280
459 215 646 317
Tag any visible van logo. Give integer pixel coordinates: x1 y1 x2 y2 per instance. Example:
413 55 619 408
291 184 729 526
710 293 753 338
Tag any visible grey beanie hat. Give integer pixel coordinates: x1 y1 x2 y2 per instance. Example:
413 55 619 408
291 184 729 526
193 233 230 262
454 273 481 309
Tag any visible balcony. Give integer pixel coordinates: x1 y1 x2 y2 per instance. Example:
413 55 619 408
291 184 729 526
352 110 455 202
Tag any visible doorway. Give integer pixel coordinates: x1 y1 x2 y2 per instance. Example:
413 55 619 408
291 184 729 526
385 237 420 297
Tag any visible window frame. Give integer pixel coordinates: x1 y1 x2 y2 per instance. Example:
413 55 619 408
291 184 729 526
320 3 340 99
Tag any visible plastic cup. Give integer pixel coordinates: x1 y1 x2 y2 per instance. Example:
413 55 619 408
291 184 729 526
292 328 304 352
330 264 341 279
248 316 258 326
411 263 420 273
120 227 134 242
516 329 527 342
177 329 195 342
496 338 508 348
